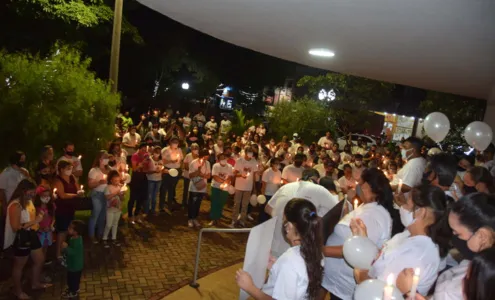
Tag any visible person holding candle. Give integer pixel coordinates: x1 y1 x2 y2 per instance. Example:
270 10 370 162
122 126 141 165
53 161 84 264
102 171 125 248
145 146 164 216
231 146 259 228
393 137 426 195
128 143 149 224
182 143 199 209
236 198 324 300
159 136 183 212
320 168 400 300
87 150 109 244
187 149 211 228
409 193 495 300
281 153 305 184
259 158 282 224
351 154 366 182
351 184 452 297
208 153 233 226
57 142 83 179
338 164 357 196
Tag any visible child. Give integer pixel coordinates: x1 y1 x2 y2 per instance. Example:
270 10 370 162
103 170 124 248
62 220 84 299
34 185 56 264
145 146 164 216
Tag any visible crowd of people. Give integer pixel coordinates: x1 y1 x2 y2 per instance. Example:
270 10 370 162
1 106 495 299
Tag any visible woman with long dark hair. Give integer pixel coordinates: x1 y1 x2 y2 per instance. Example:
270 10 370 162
462 166 495 194
87 150 109 243
320 168 401 300
236 198 323 300
352 184 452 297
4 179 51 299
463 247 495 300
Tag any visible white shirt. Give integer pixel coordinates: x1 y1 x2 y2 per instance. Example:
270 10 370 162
220 119 231 134
431 260 469 300
214 144 224 155
262 246 312 300
57 155 83 173
322 202 392 299
234 157 258 191
369 233 441 296
182 153 194 179
122 132 141 155
146 158 163 181
188 159 211 193
314 164 326 178
338 176 357 192
88 167 107 192
282 164 304 183
211 163 233 189
205 120 218 131
352 165 365 182
0 166 27 202
161 147 183 169
397 157 427 189
183 116 192 127
318 136 333 148
268 181 338 257
262 168 282 196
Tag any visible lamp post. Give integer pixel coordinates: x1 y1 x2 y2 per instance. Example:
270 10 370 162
109 0 123 93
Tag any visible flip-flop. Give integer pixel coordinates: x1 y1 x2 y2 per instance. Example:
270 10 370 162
31 283 53 291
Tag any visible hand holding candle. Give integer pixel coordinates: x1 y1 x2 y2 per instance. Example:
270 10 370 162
409 268 420 299
398 179 403 193
353 198 359 217
78 155 82 160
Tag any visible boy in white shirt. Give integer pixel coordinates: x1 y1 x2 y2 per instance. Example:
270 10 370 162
209 153 233 226
281 154 305 184
187 149 211 228
231 146 258 227
159 137 183 212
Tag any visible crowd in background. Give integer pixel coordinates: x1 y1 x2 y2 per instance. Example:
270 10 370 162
2 106 495 299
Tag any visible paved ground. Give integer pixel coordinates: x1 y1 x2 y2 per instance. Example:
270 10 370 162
0 181 251 300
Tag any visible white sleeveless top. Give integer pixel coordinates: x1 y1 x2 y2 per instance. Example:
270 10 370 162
3 200 30 250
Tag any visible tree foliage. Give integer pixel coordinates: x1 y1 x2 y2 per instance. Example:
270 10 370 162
0 45 120 166
266 97 334 142
419 91 485 147
297 73 395 136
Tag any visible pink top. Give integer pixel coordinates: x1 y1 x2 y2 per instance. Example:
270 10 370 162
37 205 55 229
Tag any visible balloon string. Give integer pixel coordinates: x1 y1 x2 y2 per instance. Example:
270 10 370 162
437 143 443 151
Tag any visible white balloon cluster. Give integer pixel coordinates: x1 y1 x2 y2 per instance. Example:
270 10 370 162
423 112 493 151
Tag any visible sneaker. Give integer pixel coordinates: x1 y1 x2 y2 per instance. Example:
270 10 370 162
207 220 217 227
193 219 201 228
44 259 53 266
103 240 110 248
61 289 78 299
188 220 194 228
112 240 121 247
92 238 99 245
58 256 67 268
247 214 254 222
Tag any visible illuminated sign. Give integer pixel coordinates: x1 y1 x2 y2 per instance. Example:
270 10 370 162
318 89 336 101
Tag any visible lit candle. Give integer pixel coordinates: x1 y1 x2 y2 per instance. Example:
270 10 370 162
246 172 251 177
296 178 300 182
383 273 394 300
80 185 84 191
353 199 359 217
103 174 107 180
77 155 82 160
53 188 57 199
125 164 129 172
384 171 389 178
209 150 213 155
176 154 180 160
280 180 283 185
409 268 420 299
398 179 403 193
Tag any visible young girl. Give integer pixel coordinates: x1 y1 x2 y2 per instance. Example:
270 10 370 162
34 185 56 264
236 198 323 300
145 146 164 215
102 170 124 248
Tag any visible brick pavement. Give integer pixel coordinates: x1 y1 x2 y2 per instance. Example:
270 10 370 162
0 181 251 300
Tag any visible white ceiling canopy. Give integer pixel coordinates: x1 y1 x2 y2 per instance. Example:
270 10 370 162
138 0 495 99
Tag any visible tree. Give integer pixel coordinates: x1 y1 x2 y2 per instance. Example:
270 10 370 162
266 97 335 142
419 91 485 147
0 45 120 166
297 73 395 136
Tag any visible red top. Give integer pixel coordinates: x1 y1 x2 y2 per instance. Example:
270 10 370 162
56 175 77 215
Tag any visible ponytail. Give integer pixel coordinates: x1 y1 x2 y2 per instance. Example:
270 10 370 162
284 198 323 300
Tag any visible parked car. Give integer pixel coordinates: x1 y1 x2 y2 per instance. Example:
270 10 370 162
337 134 377 150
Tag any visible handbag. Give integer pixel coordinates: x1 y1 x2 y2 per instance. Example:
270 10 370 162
192 177 207 190
14 229 32 250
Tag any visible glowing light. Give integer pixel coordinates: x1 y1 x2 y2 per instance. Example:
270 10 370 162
309 48 335 57
181 82 190 90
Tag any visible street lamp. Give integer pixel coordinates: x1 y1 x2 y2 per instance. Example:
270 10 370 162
182 82 190 90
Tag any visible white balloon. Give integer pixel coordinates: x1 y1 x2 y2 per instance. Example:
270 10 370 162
257 195 267 204
343 236 379 269
249 194 258 206
464 121 493 151
227 185 236 195
354 279 404 300
423 112 450 143
168 168 179 177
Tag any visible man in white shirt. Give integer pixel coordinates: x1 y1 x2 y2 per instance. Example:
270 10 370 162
352 154 366 182
122 126 141 163
193 112 206 132
159 137 183 211
318 132 334 149
0 151 28 213
182 112 192 131
231 146 259 227
281 154 305 184
338 164 357 195
57 141 83 178
213 137 224 157
219 115 232 136
394 137 427 194
205 116 218 133
266 169 339 257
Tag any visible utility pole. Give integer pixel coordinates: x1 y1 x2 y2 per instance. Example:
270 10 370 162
109 0 123 93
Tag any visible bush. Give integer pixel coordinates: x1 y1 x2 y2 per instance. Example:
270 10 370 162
0 45 120 169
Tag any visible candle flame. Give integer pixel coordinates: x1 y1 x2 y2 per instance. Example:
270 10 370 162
78 155 82 160
386 273 394 285
80 185 83 190
414 268 421 276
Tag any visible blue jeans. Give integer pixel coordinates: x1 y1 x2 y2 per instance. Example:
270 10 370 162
146 180 162 214
88 191 107 238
